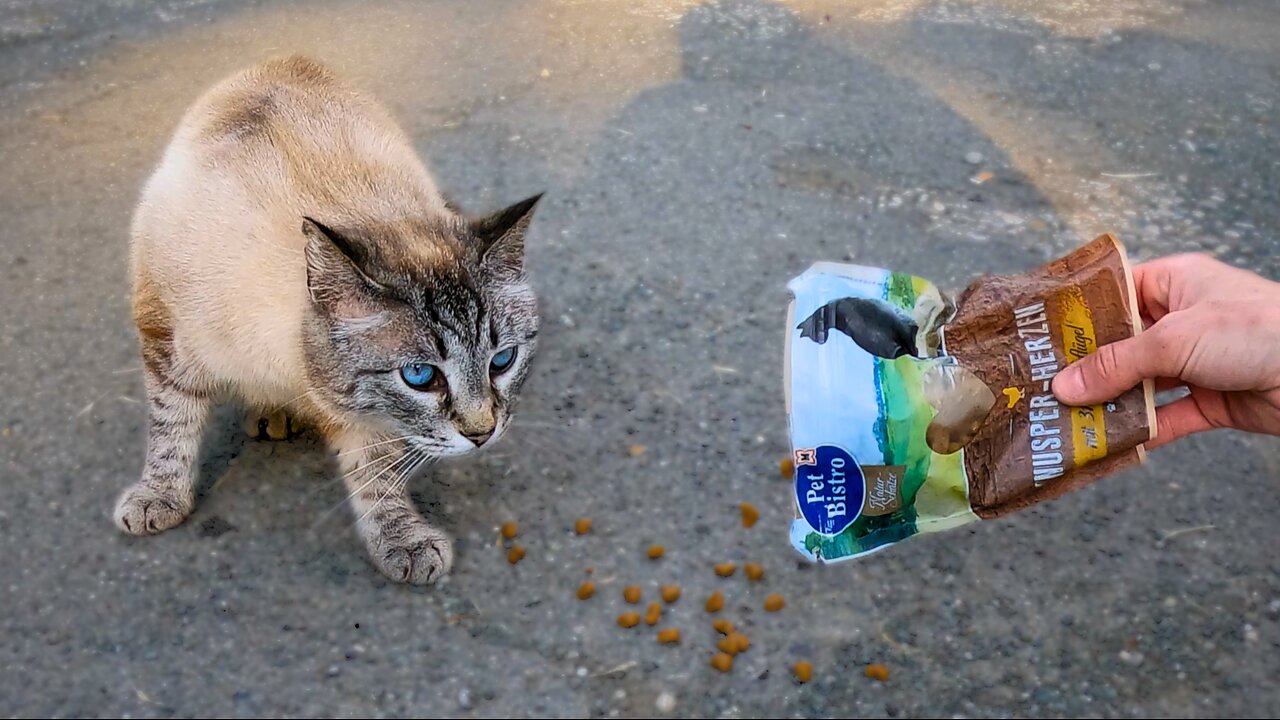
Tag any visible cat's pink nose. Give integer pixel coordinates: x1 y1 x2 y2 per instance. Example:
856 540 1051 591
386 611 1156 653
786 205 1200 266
464 429 494 446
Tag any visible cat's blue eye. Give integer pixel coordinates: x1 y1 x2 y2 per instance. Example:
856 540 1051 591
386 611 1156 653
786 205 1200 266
490 347 517 374
400 362 440 390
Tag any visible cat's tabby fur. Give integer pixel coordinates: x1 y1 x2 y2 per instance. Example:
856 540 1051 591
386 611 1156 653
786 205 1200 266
119 56 541 584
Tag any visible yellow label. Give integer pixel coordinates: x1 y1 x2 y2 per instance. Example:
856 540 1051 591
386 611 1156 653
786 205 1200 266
1059 287 1107 465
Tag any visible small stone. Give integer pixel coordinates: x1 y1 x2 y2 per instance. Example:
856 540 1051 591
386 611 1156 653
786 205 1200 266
1119 649 1144 666
539 68 551 78
655 692 677 713
964 151 984 165
458 688 473 710
1244 623 1259 643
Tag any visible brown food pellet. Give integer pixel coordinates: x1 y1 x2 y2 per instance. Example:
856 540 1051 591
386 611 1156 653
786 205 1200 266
740 503 760 528
763 593 785 612
710 653 734 673
623 586 642 604
864 663 890 682
647 545 665 559
507 545 526 564
714 562 737 577
712 618 735 635
645 602 662 626
780 457 795 479
576 581 596 600
617 611 640 628
793 661 813 683
660 585 681 603
656 628 680 644
716 636 740 656
500 521 518 540
575 518 593 535
730 633 750 653
628 444 647 458
705 590 725 613
744 562 764 581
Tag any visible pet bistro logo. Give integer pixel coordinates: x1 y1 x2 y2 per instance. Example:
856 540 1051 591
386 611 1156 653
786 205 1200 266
794 446 864 536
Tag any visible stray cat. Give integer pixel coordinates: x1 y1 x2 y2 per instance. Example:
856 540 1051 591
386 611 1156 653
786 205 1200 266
118 56 541 584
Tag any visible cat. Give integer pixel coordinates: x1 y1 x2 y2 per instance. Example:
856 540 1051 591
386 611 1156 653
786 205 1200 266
117 55 541 584
796 297 919 359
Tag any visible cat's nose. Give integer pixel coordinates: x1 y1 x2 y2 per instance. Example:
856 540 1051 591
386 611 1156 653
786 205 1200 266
463 428 494 446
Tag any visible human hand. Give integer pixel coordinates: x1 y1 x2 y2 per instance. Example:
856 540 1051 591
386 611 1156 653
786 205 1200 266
1052 253 1280 449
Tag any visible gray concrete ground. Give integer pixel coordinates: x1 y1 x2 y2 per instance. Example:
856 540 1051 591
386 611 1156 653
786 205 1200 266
2 0 1279 717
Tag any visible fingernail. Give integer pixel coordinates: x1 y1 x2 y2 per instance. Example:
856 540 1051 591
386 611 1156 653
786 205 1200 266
1052 366 1083 402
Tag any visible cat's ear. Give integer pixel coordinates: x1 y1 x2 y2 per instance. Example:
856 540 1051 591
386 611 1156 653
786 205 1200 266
471 193 542 276
302 218 385 312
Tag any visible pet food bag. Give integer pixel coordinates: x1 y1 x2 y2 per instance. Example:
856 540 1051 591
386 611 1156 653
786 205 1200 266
783 234 1156 562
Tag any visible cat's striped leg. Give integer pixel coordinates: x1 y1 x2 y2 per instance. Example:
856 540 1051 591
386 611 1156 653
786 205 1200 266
114 340 212 535
329 429 452 584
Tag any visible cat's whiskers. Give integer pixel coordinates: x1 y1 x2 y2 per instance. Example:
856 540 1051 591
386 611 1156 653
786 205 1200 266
335 435 415 459
314 449 421 526
353 449 428 528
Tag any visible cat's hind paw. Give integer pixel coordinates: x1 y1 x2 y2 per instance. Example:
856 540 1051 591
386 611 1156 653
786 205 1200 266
114 483 193 535
241 409 301 440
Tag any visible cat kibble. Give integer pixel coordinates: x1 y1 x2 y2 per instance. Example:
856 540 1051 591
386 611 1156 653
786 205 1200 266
710 653 734 673
577 581 596 600
656 628 681 644
617 611 641 628
623 586 642 604
660 585 681 603
864 663 890 682
763 593 785 612
647 545 665 560
712 618 735 635
507 545 526 564
575 518 593 535
744 562 764 581
793 661 813 683
716 636 740 656
500 521 518 540
705 591 725 613
780 457 795 479
645 602 662 626
740 503 760 528
730 633 750 653
713 562 737 577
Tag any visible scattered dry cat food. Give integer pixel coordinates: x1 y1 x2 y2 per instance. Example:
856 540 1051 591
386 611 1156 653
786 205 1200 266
628 444 647 458
864 663 890 682
780 456 795 479
575 518 593 535
714 562 737 577
729 632 750 653
710 653 734 673
712 618 735 635
617 611 641 628
507 545 526 564
763 593 785 612
660 585 681 603
744 562 764 581
645 602 662 626
647 545 665 560
705 590 725 613
623 585 642 604
716 636 740 656
577 581 596 600
656 628 681 644
793 661 813 684
740 503 760 528
500 521 518 540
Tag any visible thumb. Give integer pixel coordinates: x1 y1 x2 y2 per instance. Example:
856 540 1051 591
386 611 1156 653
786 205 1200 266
1052 334 1158 405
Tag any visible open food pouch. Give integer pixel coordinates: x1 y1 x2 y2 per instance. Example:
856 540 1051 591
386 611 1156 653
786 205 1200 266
783 234 1156 562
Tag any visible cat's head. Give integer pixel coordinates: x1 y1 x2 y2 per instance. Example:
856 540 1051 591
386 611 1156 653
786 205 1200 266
299 195 541 457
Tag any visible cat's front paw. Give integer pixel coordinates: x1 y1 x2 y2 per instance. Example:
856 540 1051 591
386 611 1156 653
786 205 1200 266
114 483 193 535
367 522 454 585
